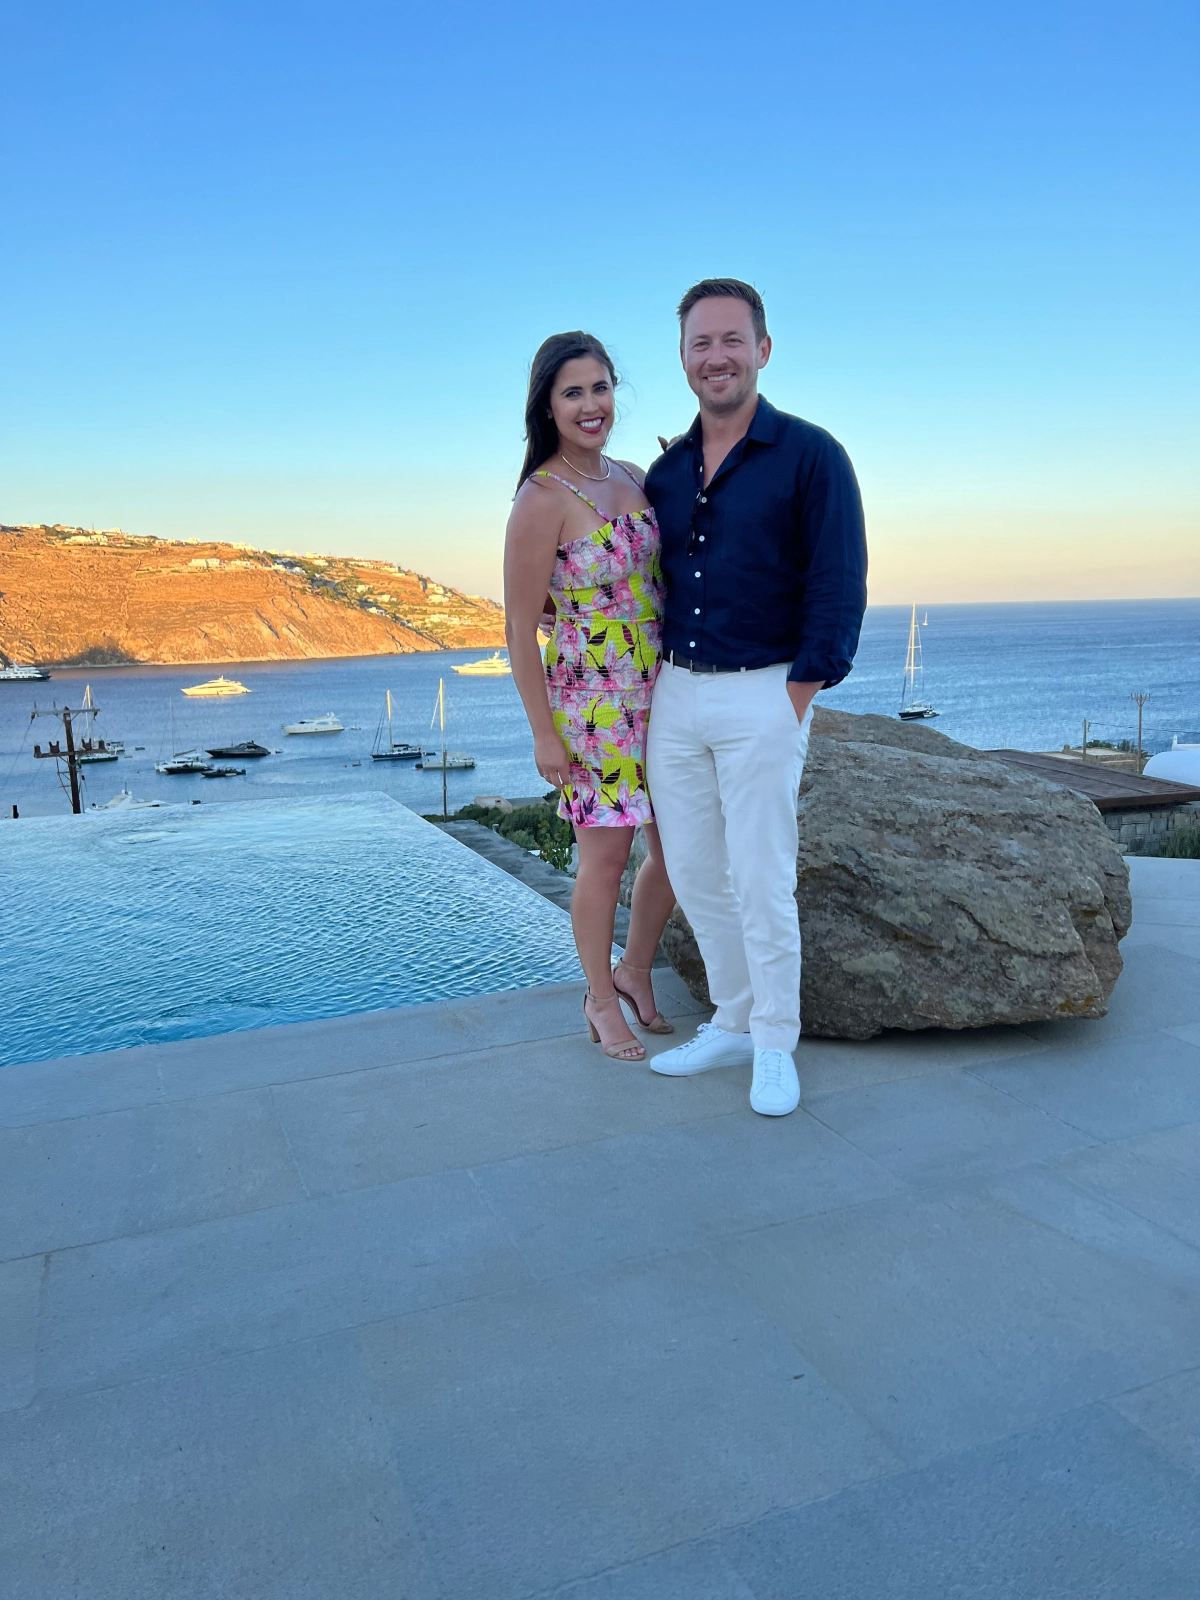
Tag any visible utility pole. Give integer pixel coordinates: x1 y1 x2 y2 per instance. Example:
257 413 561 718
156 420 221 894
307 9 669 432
31 702 89 814
1081 717 1089 763
1131 691 1150 773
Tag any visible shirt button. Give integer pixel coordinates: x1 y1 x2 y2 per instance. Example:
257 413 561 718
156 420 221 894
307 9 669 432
693 607 701 615
699 496 707 503
699 535 705 542
689 640 696 647
694 571 701 578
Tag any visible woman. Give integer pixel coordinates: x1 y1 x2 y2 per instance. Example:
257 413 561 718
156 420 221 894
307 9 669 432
504 332 677 1061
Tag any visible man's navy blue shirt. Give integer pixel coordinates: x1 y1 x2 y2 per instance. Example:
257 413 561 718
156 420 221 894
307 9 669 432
645 396 867 687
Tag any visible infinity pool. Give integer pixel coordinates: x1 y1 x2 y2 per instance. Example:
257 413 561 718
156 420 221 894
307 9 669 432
0 793 581 1066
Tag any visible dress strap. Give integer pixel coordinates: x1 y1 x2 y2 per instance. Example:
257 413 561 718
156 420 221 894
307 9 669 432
533 470 599 511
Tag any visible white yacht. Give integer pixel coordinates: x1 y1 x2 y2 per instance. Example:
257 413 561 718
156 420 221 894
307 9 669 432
417 750 476 770
88 790 166 812
155 751 214 774
452 652 511 677
183 676 250 697
282 713 344 735
0 661 50 681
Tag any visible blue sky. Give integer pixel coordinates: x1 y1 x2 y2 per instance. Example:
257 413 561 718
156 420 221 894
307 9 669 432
2 0 1196 601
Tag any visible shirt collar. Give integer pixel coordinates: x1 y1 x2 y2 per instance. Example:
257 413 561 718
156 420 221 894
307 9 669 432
685 395 780 484
684 394 780 452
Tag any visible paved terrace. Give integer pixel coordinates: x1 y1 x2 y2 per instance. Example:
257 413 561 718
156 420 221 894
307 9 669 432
2 857 1199 1598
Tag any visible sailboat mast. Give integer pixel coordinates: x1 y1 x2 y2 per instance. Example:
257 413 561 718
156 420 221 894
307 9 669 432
439 678 448 821
386 689 394 752
901 605 917 709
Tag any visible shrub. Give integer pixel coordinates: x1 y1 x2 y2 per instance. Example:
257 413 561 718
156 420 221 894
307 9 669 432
1156 825 1200 859
442 800 575 871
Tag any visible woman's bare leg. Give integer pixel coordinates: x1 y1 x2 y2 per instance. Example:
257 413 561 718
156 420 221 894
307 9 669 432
613 822 676 1022
572 825 641 1054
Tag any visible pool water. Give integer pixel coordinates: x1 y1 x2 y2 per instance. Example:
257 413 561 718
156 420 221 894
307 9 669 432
0 793 582 1066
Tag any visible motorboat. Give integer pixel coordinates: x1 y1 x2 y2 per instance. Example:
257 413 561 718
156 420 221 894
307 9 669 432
417 750 475 770
897 605 939 720
155 751 214 774
204 740 271 759
371 690 421 761
77 743 121 763
0 661 50 681
452 652 511 677
201 765 246 778
87 790 166 811
182 677 250 697
283 714 344 735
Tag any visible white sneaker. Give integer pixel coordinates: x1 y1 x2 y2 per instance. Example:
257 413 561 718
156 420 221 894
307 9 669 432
750 1048 801 1116
650 1022 755 1077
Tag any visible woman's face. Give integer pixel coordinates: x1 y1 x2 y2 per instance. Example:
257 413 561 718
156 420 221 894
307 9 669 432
548 356 614 454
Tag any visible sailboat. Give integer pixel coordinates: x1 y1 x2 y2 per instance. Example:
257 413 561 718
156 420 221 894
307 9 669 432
76 685 123 761
898 605 939 720
154 695 213 773
370 690 422 762
417 678 474 828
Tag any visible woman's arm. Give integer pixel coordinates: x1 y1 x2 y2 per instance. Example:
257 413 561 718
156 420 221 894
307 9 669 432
504 483 573 787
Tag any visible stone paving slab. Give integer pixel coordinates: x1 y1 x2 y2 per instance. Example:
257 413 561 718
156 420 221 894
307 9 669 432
270 1019 733 1195
0 1256 41 1415
972 1028 1200 1141
36 1170 532 1400
707 1402 1200 1600
472 1109 902 1282
806 1067 1096 1186
710 1180 1200 1466
0 1086 306 1259
1050 1121 1200 1250
355 1250 902 1600
0 1332 443 1600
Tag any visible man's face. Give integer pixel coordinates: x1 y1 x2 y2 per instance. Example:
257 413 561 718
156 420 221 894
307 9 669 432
681 297 771 416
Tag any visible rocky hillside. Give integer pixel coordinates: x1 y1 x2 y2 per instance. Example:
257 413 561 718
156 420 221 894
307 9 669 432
0 524 506 666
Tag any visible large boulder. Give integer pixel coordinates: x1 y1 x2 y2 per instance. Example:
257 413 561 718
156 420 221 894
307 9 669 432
661 707 1132 1040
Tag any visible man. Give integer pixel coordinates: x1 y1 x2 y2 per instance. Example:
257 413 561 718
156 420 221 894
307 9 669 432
645 278 867 1116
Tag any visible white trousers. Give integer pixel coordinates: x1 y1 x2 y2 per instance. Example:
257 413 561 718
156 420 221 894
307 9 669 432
647 661 812 1052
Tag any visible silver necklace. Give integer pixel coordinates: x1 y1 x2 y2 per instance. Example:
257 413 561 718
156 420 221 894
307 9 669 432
559 450 611 482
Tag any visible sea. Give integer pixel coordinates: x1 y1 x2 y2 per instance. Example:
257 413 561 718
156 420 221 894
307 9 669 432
2 599 1198 821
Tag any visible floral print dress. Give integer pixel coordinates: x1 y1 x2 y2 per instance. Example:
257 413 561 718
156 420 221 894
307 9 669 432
538 471 663 828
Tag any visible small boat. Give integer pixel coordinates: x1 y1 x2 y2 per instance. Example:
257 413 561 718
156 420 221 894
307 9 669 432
898 604 939 721
371 690 422 762
155 751 214 775
201 765 246 779
182 676 250 697
417 751 476 770
452 651 511 677
282 713 344 735
77 743 120 764
0 661 50 681
204 740 271 759
87 790 166 812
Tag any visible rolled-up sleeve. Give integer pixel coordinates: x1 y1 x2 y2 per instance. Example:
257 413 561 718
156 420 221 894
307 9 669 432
788 437 868 687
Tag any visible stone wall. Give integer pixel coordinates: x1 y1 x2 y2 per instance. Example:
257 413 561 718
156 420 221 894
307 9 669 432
1106 802 1200 854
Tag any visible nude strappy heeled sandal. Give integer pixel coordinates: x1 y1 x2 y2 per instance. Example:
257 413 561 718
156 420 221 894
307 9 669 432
584 991 647 1060
612 960 675 1034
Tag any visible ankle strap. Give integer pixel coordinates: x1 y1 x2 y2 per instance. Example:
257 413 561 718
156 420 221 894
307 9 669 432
615 959 653 974
586 989 620 1006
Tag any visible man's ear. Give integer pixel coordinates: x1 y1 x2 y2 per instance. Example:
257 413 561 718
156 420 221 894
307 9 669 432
758 334 773 369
